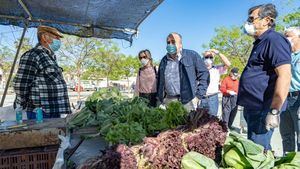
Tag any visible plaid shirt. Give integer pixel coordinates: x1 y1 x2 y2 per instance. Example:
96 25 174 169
13 45 71 117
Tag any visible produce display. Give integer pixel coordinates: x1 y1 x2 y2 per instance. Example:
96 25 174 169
68 88 188 145
222 132 275 169
78 109 228 169
70 88 300 169
181 151 218 169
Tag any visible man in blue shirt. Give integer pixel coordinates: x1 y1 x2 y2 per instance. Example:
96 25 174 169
157 32 210 111
237 4 292 150
280 27 300 154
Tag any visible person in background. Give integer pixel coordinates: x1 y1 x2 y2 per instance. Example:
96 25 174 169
220 67 239 128
157 32 210 111
237 4 291 150
200 49 231 116
280 26 300 154
134 49 157 107
13 25 71 119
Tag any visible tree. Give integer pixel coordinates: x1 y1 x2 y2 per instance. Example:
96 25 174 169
0 46 14 84
119 54 140 90
283 8 300 27
58 36 98 100
14 37 33 55
86 41 122 86
203 26 253 72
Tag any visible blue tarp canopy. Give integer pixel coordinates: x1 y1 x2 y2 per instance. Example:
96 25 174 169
0 0 163 43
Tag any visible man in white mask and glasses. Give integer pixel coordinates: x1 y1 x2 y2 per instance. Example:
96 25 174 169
237 3 291 150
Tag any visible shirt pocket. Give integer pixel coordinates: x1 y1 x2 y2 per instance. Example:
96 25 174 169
43 65 65 84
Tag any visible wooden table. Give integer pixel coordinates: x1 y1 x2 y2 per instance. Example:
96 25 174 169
0 118 66 150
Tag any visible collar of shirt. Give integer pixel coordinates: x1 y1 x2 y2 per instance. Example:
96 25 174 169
37 44 56 60
293 50 300 56
253 28 274 45
167 51 182 61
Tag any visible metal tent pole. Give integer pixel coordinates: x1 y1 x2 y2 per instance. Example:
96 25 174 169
0 26 27 107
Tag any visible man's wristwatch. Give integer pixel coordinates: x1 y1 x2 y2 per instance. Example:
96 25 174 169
215 51 220 55
270 109 280 115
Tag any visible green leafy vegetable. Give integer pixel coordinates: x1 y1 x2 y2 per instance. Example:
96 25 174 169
181 151 218 169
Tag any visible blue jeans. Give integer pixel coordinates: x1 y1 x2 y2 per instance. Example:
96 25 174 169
243 108 274 150
200 94 219 116
279 95 300 153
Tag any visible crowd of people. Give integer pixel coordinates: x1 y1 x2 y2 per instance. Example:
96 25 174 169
12 3 299 155
134 3 299 154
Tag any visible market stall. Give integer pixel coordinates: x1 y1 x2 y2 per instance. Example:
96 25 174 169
0 1 164 168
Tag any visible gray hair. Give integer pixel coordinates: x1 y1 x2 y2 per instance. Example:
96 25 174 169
167 32 182 43
284 27 300 37
248 3 278 28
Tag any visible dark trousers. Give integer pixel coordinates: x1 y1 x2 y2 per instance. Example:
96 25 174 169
279 95 300 153
243 108 273 150
222 95 238 128
139 93 157 107
26 111 60 120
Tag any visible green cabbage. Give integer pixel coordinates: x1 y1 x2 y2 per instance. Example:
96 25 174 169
181 151 218 169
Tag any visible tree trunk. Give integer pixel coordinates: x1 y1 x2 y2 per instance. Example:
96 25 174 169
127 76 130 93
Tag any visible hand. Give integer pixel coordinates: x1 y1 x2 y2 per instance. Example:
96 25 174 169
159 104 166 110
209 49 220 55
265 111 280 130
227 90 237 95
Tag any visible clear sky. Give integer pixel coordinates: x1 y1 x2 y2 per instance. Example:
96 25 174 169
0 0 299 61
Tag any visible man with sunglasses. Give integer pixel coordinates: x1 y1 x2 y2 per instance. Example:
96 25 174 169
238 4 291 150
200 49 231 116
13 25 71 119
157 32 210 111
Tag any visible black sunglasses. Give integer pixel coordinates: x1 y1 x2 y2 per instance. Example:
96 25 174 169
247 16 260 23
167 40 176 44
204 56 213 59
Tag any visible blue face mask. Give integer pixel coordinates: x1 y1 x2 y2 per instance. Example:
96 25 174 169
166 44 177 55
49 39 61 52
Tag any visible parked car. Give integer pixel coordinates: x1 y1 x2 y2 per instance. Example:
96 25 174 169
75 80 97 91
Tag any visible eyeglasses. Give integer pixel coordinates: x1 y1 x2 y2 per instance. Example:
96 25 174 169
204 56 213 59
247 16 260 23
139 55 147 59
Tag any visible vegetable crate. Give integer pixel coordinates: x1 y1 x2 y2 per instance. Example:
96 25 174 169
0 145 58 169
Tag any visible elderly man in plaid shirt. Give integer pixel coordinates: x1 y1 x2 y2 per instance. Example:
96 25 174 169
13 25 71 119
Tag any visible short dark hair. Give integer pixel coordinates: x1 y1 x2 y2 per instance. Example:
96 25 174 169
248 3 278 28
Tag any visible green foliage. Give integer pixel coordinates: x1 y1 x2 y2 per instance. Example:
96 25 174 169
181 151 218 169
164 101 188 128
68 88 188 146
105 122 146 145
203 26 253 75
283 8 300 27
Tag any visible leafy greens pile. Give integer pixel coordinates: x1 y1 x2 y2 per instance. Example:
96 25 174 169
68 88 188 145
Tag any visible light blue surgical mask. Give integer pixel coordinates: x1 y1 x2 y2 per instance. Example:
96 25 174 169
49 39 61 52
166 44 177 55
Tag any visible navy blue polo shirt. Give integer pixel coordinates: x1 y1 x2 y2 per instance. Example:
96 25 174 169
237 28 291 111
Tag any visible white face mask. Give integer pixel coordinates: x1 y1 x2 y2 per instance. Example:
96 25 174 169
243 22 256 36
204 58 213 68
141 58 149 66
